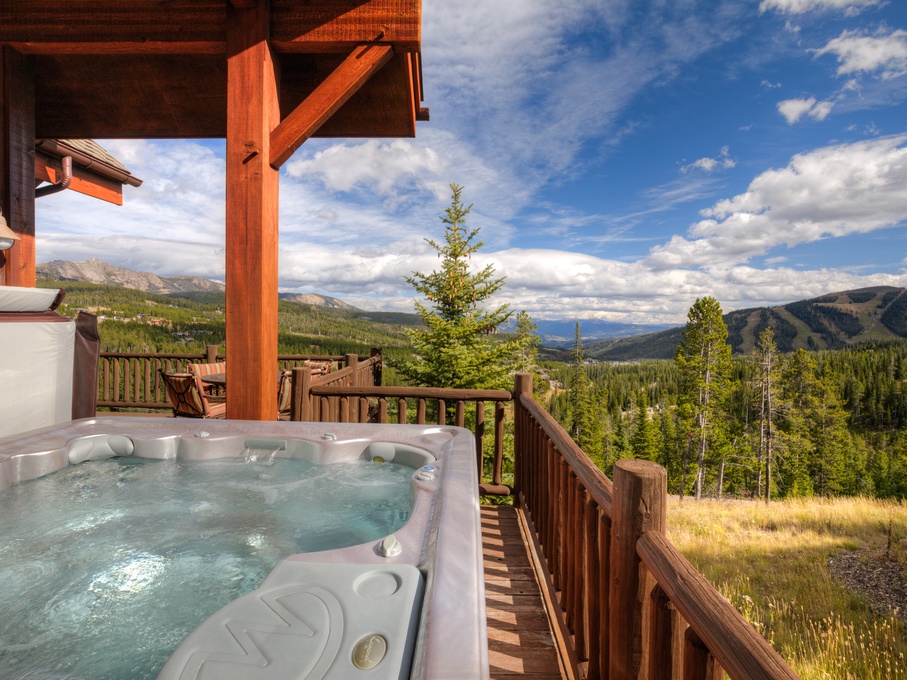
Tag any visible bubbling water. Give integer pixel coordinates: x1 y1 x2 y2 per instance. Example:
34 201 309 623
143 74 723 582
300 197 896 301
0 455 415 680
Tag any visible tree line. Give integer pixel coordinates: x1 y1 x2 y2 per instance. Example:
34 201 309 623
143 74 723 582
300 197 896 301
549 298 907 501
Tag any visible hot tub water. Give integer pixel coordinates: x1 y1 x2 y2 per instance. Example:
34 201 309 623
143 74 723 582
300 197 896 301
0 455 415 680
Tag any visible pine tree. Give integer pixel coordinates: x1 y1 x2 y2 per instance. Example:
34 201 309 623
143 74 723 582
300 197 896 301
630 390 661 461
395 184 516 389
567 323 604 465
675 297 732 499
754 326 782 502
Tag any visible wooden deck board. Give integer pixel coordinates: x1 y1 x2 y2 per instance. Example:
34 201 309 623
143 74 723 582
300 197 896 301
482 506 565 680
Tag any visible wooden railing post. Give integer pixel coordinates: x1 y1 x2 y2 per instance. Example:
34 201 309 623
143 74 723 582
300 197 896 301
205 344 218 363
683 628 723 680
370 347 382 386
346 353 359 384
610 459 667 680
513 373 532 498
290 366 312 422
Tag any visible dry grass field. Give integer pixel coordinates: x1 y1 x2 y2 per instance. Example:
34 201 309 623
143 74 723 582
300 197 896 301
666 496 907 680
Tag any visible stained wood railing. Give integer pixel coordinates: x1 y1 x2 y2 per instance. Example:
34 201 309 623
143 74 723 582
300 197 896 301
96 345 378 411
511 374 800 680
287 368 512 496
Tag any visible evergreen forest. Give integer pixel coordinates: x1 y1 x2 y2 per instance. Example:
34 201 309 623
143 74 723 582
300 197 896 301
546 334 907 501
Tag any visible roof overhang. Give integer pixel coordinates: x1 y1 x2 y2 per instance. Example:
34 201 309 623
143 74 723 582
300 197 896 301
0 0 426 140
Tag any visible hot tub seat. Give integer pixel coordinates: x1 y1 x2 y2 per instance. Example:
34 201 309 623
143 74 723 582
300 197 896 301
158 561 424 680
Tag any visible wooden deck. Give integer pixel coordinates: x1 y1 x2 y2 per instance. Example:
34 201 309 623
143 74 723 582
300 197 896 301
482 505 566 680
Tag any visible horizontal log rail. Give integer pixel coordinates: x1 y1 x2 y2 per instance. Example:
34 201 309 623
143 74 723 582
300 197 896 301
289 371 512 496
511 374 801 680
96 345 377 410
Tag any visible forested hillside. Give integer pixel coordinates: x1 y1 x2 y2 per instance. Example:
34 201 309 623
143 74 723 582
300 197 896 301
585 286 907 360
39 280 417 362
547 339 907 500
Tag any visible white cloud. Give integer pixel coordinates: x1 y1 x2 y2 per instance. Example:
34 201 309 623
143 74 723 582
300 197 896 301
777 97 835 123
681 147 736 173
778 97 817 124
644 135 907 269
814 29 907 80
759 0 882 16
285 139 448 200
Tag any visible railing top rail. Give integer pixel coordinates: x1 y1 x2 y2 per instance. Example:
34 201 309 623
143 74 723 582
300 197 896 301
519 392 613 515
310 384 513 401
100 352 211 359
638 530 801 680
279 354 347 361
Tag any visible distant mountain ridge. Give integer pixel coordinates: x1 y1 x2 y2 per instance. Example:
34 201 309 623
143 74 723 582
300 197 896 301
38 258 225 295
37 259 354 310
585 286 907 361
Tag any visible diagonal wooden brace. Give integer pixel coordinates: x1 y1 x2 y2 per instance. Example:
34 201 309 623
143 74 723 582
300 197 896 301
269 43 394 169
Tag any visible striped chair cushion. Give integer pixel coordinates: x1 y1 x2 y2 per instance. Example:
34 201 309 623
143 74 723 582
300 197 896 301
302 360 333 375
159 370 225 418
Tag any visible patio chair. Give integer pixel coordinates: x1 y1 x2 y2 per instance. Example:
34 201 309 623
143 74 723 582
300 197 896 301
277 369 293 419
158 368 226 418
187 361 226 395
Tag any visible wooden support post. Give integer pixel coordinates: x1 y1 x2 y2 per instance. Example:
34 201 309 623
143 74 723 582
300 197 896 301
225 0 280 420
610 459 668 680
205 344 219 363
0 46 35 287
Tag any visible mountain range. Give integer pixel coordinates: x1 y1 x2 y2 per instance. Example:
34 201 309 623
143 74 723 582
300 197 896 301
35 260 907 357
37 259 352 310
583 286 907 361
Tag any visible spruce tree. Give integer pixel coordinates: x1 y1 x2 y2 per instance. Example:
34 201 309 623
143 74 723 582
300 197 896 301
630 390 660 461
754 326 782 502
675 296 732 498
567 323 604 465
396 184 516 389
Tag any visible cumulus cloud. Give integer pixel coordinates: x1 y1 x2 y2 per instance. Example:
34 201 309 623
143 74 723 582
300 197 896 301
644 135 907 269
681 147 736 173
759 0 882 15
285 139 448 200
814 29 907 80
777 97 835 123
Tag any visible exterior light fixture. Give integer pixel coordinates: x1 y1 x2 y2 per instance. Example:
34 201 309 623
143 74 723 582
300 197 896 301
0 211 20 251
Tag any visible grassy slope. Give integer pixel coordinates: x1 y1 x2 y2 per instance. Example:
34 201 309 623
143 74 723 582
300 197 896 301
668 496 907 679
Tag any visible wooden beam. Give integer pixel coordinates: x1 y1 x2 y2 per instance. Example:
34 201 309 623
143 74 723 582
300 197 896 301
0 0 420 54
271 0 420 53
270 43 392 168
225 0 280 421
35 154 124 206
0 45 35 287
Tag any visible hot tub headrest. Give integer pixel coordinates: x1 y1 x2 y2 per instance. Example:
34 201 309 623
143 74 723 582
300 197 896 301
363 442 435 468
68 435 136 464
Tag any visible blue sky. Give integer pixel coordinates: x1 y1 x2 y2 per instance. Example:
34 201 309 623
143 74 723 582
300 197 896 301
36 0 907 326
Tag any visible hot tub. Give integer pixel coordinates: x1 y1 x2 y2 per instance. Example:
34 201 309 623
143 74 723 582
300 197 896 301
0 417 489 680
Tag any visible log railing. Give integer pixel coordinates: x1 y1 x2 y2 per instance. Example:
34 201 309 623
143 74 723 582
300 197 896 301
288 367 512 496
97 345 378 410
512 374 800 680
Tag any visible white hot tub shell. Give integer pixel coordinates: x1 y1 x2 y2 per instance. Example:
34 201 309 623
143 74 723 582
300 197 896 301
0 417 490 680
